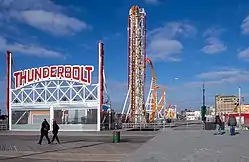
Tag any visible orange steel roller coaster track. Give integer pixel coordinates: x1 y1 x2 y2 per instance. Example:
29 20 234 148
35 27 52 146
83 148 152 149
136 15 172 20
122 57 166 123
146 58 165 122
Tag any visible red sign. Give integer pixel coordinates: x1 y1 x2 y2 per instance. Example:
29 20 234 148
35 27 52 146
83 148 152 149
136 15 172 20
13 65 94 89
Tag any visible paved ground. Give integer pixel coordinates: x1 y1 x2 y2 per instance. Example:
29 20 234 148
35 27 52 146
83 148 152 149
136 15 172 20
0 131 156 161
124 130 249 162
1 128 249 162
0 130 158 137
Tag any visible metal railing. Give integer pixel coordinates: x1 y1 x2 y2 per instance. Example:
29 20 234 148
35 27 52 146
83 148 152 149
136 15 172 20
121 120 206 131
122 122 175 130
0 119 8 131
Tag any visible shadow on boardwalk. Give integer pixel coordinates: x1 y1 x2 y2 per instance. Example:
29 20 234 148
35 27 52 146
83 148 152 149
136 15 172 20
123 130 249 162
0 142 104 161
0 133 154 161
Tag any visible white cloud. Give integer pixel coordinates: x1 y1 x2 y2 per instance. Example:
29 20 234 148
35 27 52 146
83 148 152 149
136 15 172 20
0 36 64 58
185 68 249 87
202 37 227 54
148 39 183 61
202 28 227 54
238 47 249 61
0 0 89 36
241 15 249 35
144 0 160 5
162 66 249 108
203 28 225 37
18 10 88 36
238 18 249 60
81 43 92 50
148 22 197 39
107 80 153 104
147 22 196 62
103 32 121 41
197 68 241 79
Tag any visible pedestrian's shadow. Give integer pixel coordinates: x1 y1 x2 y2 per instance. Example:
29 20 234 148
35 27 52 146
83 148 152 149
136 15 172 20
230 132 240 136
61 139 86 144
214 131 241 136
0 142 104 161
213 132 226 135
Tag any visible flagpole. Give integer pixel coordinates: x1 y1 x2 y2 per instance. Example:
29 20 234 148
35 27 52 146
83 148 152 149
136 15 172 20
239 86 241 128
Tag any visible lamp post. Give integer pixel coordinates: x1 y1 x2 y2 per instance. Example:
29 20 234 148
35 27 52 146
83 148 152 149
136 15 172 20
201 83 206 122
238 86 241 129
107 105 111 130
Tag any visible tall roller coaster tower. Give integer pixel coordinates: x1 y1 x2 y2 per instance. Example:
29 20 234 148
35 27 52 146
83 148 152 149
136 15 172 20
128 6 146 123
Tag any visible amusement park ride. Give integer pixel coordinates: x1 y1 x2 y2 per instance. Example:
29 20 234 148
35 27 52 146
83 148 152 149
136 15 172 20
5 5 176 132
121 6 176 123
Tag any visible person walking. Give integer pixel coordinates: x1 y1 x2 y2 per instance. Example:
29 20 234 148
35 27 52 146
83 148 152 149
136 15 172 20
214 115 222 135
228 115 237 136
51 120 60 144
38 119 51 144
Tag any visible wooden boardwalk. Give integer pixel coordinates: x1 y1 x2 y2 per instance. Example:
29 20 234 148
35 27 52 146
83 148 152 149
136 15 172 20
0 131 155 161
124 130 249 162
1 128 249 161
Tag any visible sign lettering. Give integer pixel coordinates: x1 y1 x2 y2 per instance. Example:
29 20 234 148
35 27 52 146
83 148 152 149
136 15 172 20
13 65 94 89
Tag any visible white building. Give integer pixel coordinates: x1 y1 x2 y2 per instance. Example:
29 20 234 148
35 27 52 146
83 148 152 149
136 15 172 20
7 41 106 131
186 111 201 121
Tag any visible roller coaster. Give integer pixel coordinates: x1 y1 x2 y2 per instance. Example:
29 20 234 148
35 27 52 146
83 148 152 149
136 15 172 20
120 6 177 123
121 57 176 123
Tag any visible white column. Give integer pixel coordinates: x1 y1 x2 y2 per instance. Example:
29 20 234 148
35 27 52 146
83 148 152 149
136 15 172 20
50 105 54 129
8 52 12 131
97 41 102 131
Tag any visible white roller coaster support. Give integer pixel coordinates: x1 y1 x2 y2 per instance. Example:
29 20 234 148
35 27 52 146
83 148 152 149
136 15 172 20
145 78 153 112
122 78 153 116
122 87 130 115
157 97 163 118
125 105 130 121
157 91 166 119
122 77 165 121
103 70 107 94
102 70 111 106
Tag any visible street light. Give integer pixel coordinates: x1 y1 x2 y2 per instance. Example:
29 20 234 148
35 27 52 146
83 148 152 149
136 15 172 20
238 86 242 129
107 105 111 130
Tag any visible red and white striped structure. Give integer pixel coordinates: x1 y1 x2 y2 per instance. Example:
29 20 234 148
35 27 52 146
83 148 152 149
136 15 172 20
6 41 106 131
127 6 146 123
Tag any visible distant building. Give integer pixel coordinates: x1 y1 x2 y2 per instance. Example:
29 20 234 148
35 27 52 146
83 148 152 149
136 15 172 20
234 104 249 113
241 104 249 113
180 109 200 120
215 95 238 115
180 109 191 120
185 110 201 120
206 106 215 116
180 109 187 116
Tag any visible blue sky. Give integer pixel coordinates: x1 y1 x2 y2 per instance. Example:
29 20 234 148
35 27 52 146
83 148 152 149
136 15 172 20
1 0 249 113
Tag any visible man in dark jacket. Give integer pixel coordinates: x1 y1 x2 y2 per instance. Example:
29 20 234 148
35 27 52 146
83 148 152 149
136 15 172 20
214 115 222 135
228 115 237 136
38 119 51 144
51 120 60 144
